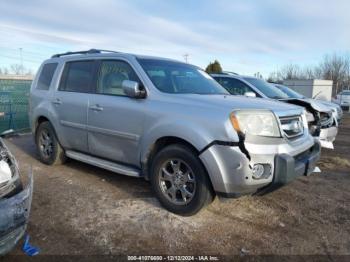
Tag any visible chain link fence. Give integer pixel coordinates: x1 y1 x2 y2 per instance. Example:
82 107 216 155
0 76 33 135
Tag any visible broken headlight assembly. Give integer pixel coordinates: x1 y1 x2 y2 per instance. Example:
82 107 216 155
230 110 281 137
305 110 315 122
0 140 21 198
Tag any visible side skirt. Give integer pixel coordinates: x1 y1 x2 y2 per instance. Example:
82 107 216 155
65 150 141 177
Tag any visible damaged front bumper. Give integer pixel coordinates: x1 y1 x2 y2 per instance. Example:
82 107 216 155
319 126 338 149
0 137 33 256
0 170 33 255
200 134 320 197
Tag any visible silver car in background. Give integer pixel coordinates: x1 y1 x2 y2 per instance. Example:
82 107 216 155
335 90 350 108
274 84 343 123
212 74 338 149
30 49 320 215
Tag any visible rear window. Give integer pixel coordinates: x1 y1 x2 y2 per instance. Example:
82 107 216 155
59 61 94 93
37 63 58 90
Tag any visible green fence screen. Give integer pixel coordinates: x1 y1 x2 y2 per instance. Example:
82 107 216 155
0 78 32 134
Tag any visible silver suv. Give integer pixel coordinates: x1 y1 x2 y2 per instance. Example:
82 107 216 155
30 49 320 215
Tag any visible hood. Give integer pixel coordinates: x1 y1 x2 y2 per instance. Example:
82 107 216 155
169 94 304 115
316 100 339 110
280 98 331 113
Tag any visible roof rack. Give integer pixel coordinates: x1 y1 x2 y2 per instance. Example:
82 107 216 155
51 49 119 58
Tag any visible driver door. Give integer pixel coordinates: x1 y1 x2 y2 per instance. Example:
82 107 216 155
87 59 146 166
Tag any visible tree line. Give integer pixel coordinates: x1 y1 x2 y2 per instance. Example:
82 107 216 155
0 64 33 76
267 53 350 95
205 53 350 96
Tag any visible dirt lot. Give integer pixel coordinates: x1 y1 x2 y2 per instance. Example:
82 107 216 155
2 114 350 259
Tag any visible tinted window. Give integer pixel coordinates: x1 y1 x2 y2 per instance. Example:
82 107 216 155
97 60 140 96
243 78 289 99
214 77 257 96
138 58 228 94
59 61 94 93
37 63 58 90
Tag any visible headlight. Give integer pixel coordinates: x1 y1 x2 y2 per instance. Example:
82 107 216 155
230 110 280 137
0 160 12 185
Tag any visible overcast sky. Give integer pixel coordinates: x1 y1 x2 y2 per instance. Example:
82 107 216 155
1 0 350 76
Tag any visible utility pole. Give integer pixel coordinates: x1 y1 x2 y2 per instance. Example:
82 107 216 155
183 53 189 63
19 48 23 74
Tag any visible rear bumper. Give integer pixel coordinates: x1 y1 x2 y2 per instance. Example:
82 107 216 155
0 171 33 255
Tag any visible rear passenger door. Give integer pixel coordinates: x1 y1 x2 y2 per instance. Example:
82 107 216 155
87 59 146 166
51 60 96 152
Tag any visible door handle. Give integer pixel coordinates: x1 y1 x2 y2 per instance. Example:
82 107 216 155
52 98 62 105
89 104 104 112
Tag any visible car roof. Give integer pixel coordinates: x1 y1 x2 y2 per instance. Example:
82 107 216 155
210 73 255 80
44 49 185 64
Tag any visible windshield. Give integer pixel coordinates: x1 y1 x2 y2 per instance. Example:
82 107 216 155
243 77 289 99
138 58 228 94
275 84 305 99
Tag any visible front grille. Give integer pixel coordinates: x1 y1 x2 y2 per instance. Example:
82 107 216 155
279 115 304 139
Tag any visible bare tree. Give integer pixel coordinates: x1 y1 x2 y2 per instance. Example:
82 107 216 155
10 64 25 75
269 53 350 96
316 54 350 95
301 66 315 79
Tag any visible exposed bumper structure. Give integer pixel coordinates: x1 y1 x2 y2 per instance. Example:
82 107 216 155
0 170 33 255
200 136 320 197
319 126 338 149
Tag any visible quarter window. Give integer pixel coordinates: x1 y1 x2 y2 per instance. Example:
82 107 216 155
37 63 58 90
96 60 140 96
59 61 94 93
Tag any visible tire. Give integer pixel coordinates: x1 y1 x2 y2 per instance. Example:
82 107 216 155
35 121 66 165
150 144 214 216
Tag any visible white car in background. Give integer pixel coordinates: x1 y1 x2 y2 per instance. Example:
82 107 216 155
335 90 350 108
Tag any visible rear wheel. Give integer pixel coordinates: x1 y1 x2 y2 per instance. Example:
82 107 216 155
150 144 214 216
35 121 66 165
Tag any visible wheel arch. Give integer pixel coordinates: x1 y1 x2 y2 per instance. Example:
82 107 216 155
141 136 206 181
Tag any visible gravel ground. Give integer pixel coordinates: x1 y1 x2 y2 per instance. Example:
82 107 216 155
1 114 350 260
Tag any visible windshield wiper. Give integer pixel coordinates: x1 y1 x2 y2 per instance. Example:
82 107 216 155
313 91 322 99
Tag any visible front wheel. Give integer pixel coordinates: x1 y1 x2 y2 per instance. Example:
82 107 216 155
150 144 214 216
35 121 66 165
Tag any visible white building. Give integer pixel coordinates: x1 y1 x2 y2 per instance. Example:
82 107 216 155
283 79 333 101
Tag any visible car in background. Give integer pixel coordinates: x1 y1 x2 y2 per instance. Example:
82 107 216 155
274 84 343 123
30 49 320 215
0 138 33 255
335 90 350 108
212 74 338 149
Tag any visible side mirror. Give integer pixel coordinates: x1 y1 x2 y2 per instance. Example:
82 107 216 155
122 80 146 98
244 92 256 98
